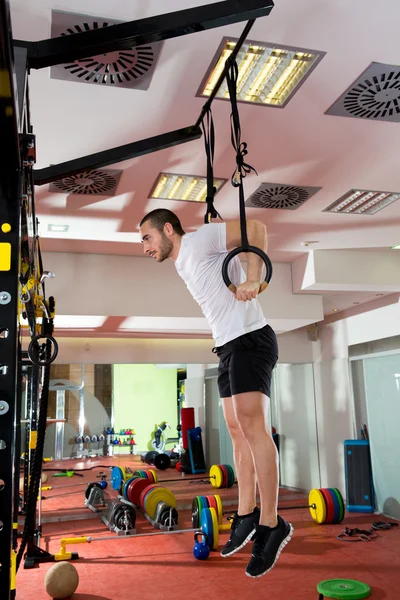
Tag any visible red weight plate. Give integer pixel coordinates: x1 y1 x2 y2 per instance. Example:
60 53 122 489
320 488 335 524
128 478 152 506
206 495 218 515
219 464 229 489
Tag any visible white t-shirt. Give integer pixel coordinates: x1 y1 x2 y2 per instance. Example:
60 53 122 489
174 222 267 347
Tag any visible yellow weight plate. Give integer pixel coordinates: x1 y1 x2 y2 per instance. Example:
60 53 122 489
214 494 223 525
209 464 223 489
149 469 158 483
145 487 177 520
309 488 327 524
210 507 219 550
119 466 126 481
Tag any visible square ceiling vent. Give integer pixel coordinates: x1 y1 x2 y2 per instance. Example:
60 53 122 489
245 183 321 209
50 10 163 89
49 168 122 195
326 62 400 122
149 173 227 203
197 38 324 107
324 189 400 215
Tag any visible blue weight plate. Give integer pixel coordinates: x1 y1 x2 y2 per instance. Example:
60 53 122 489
200 507 213 550
124 477 136 500
199 496 208 510
111 466 123 491
327 488 340 524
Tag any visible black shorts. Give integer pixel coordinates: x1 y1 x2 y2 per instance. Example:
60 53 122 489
213 324 278 398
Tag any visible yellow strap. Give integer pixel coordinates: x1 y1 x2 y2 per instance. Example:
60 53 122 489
29 431 37 450
10 550 16 590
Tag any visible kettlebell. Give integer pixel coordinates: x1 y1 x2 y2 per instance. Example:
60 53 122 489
193 531 210 560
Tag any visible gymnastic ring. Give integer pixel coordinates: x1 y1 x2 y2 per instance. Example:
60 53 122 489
222 245 273 295
28 334 59 367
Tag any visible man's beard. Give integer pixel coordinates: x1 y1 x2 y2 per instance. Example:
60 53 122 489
157 232 173 262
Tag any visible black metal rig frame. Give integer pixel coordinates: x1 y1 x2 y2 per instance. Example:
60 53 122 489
0 0 274 597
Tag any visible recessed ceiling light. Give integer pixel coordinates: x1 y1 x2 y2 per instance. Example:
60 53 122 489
353 302 360 305
391 244 400 250
332 308 339 312
376 293 384 297
149 173 226 203
324 189 400 215
198 38 324 107
48 224 69 232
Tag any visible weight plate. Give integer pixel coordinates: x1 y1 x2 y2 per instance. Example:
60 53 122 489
210 507 219 551
201 507 213 550
160 506 178 528
141 484 160 511
333 488 345 523
85 482 101 499
214 495 223 525
123 477 136 501
309 488 327 524
223 464 231 488
199 496 208 511
328 488 341 524
226 464 235 488
317 579 371 599
210 464 223 489
127 478 152 506
154 453 171 470
206 495 218 515
192 497 200 528
111 466 124 492
219 464 229 489
321 488 335 524
145 487 177 520
149 469 158 483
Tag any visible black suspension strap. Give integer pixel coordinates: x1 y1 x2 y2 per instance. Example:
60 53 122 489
221 58 273 294
201 107 222 224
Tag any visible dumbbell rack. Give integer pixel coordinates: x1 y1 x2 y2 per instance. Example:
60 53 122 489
75 434 105 459
106 431 137 456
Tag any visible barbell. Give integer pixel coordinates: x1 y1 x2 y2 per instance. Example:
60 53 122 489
110 463 235 493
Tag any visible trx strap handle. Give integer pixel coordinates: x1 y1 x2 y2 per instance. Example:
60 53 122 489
201 107 222 224
221 59 273 294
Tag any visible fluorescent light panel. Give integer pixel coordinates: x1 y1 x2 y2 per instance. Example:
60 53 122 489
324 189 400 215
48 224 69 232
199 38 322 107
149 173 226 203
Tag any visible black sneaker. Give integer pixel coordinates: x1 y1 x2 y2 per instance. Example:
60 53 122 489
245 515 293 578
220 507 260 557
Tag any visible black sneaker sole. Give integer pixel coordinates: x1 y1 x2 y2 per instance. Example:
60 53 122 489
220 526 256 558
245 523 294 578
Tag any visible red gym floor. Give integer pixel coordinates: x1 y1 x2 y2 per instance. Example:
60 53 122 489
16 456 400 600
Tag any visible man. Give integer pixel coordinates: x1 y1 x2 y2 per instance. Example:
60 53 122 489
139 208 293 578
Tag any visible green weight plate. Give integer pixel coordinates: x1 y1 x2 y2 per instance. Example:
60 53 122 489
111 466 124 492
317 579 371 599
226 465 235 488
333 488 345 523
201 507 213 550
328 488 341 524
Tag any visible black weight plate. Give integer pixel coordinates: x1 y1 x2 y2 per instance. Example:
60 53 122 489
160 506 178 527
154 453 171 470
192 496 200 528
85 482 101 500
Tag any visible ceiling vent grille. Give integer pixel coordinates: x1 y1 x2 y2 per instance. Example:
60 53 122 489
245 183 321 210
326 62 400 122
50 10 162 89
324 189 400 215
49 169 122 195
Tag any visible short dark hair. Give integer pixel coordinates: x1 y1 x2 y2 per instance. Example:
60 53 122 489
140 208 185 236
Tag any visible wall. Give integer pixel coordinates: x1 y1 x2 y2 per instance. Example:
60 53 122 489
112 364 178 452
310 295 400 495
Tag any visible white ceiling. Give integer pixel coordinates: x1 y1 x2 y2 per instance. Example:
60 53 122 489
10 0 400 331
